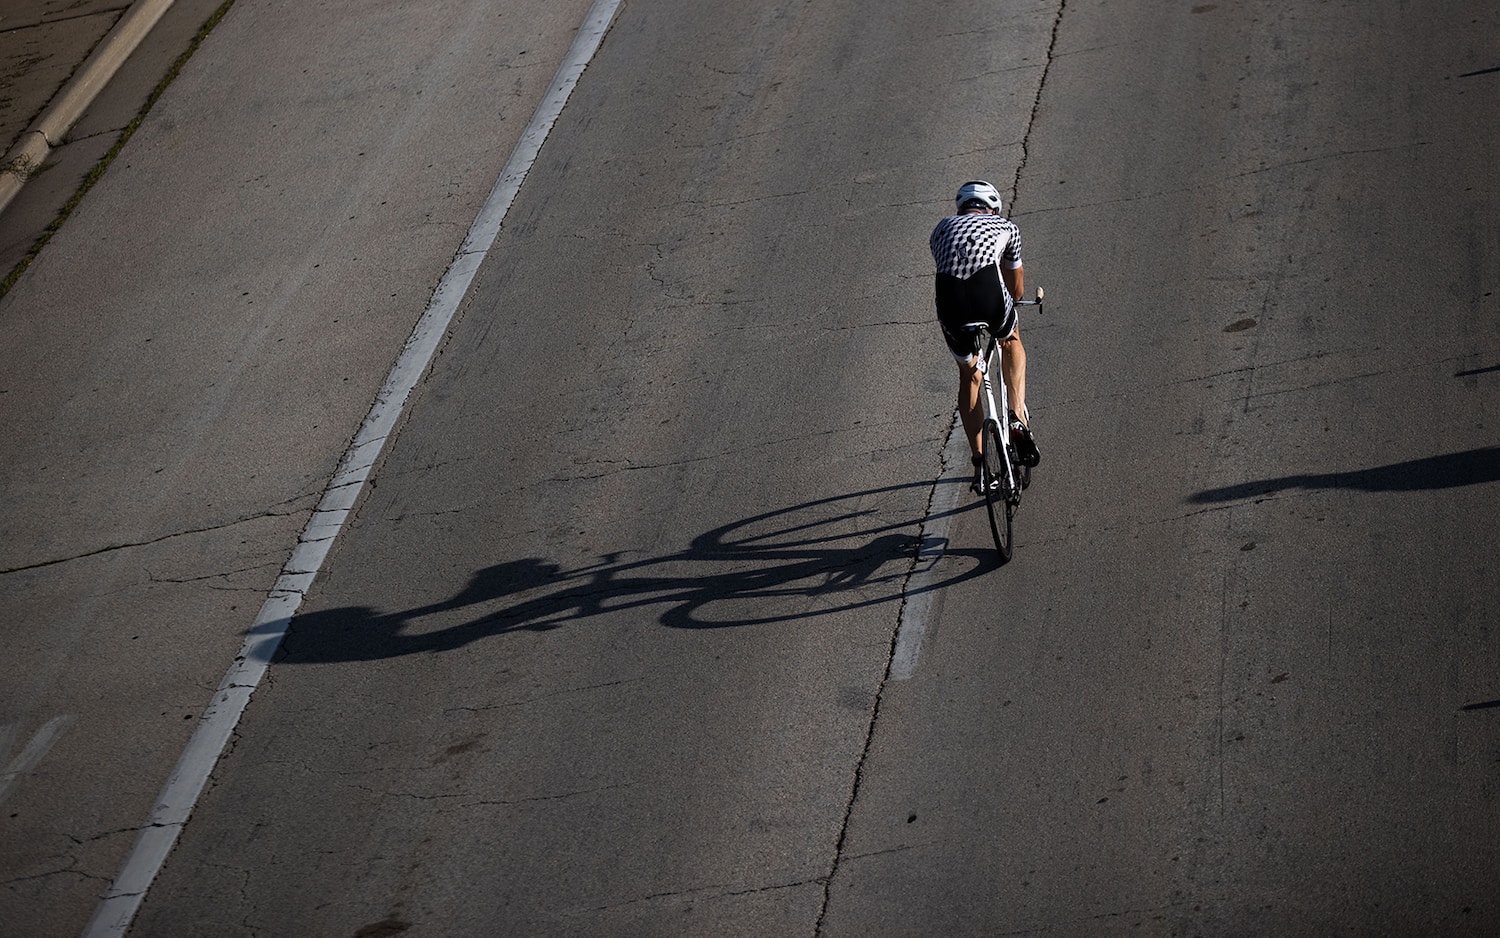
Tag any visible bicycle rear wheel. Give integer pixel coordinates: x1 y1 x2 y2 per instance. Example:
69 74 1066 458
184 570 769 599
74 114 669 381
981 418 1013 562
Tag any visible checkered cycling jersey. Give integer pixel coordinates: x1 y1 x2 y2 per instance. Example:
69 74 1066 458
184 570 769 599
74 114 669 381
930 213 1023 280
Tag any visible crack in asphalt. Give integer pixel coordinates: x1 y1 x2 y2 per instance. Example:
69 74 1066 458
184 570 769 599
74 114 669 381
588 874 820 914
460 781 637 808
812 4 1068 933
146 560 284 588
1041 343 1498 412
0 863 111 888
1009 0 1066 215
0 502 315 576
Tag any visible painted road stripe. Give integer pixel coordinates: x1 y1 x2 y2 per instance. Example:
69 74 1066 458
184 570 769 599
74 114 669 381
82 2 624 934
0 715 76 807
890 416 968 681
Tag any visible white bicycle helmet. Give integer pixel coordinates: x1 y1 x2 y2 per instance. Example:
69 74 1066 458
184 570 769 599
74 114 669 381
955 180 1002 213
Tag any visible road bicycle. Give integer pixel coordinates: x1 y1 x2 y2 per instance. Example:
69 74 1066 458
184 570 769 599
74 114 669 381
966 288 1043 562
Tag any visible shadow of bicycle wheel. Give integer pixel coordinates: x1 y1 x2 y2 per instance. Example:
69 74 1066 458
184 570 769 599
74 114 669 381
267 479 994 664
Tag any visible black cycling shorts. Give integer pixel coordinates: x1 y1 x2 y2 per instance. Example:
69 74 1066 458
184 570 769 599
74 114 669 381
935 265 1016 360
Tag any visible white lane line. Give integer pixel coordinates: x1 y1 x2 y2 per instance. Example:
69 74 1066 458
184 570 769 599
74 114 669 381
82 2 623 935
890 415 968 680
0 715 76 806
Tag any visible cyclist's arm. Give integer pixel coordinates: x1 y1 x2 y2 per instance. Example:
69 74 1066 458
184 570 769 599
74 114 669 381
1002 264 1024 303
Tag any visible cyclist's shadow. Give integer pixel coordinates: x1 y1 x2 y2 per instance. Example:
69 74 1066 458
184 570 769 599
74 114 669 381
271 479 991 665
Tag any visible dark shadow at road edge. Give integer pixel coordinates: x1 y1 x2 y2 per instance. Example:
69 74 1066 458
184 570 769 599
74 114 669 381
1453 363 1500 378
261 479 994 665
1187 446 1500 504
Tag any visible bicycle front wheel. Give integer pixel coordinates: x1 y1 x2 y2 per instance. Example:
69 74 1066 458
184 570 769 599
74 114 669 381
981 418 1013 562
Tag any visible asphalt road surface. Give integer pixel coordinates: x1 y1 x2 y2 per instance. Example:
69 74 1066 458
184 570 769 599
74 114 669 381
3 0 1498 935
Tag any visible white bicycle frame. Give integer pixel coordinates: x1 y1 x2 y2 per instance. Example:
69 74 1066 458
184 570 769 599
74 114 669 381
966 288 1042 496
966 322 1017 495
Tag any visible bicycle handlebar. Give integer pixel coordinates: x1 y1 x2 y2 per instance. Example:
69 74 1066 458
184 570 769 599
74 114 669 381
1015 286 1044 312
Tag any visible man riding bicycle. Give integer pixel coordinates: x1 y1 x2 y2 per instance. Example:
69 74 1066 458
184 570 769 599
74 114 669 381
930 179 1040 493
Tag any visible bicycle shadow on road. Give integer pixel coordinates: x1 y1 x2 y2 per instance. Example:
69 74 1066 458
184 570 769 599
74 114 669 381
1187 446 1500 503
266 479 993 665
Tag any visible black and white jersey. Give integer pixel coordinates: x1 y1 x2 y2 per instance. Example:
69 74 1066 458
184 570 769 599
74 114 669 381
930 213 1023 280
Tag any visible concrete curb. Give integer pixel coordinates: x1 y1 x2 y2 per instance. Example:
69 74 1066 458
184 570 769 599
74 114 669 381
0 0 177 217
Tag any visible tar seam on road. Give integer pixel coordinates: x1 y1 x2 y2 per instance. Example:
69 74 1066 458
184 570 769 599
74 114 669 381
811 415 963 937
1009 0 1066 215
80 2 625 935
814 4 1067 929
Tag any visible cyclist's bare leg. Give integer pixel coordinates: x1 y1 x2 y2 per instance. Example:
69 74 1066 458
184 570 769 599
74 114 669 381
957 355 984 457
1000 329 1028 426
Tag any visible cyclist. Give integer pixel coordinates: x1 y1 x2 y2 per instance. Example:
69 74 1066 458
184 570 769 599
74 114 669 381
929 179 1040 493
